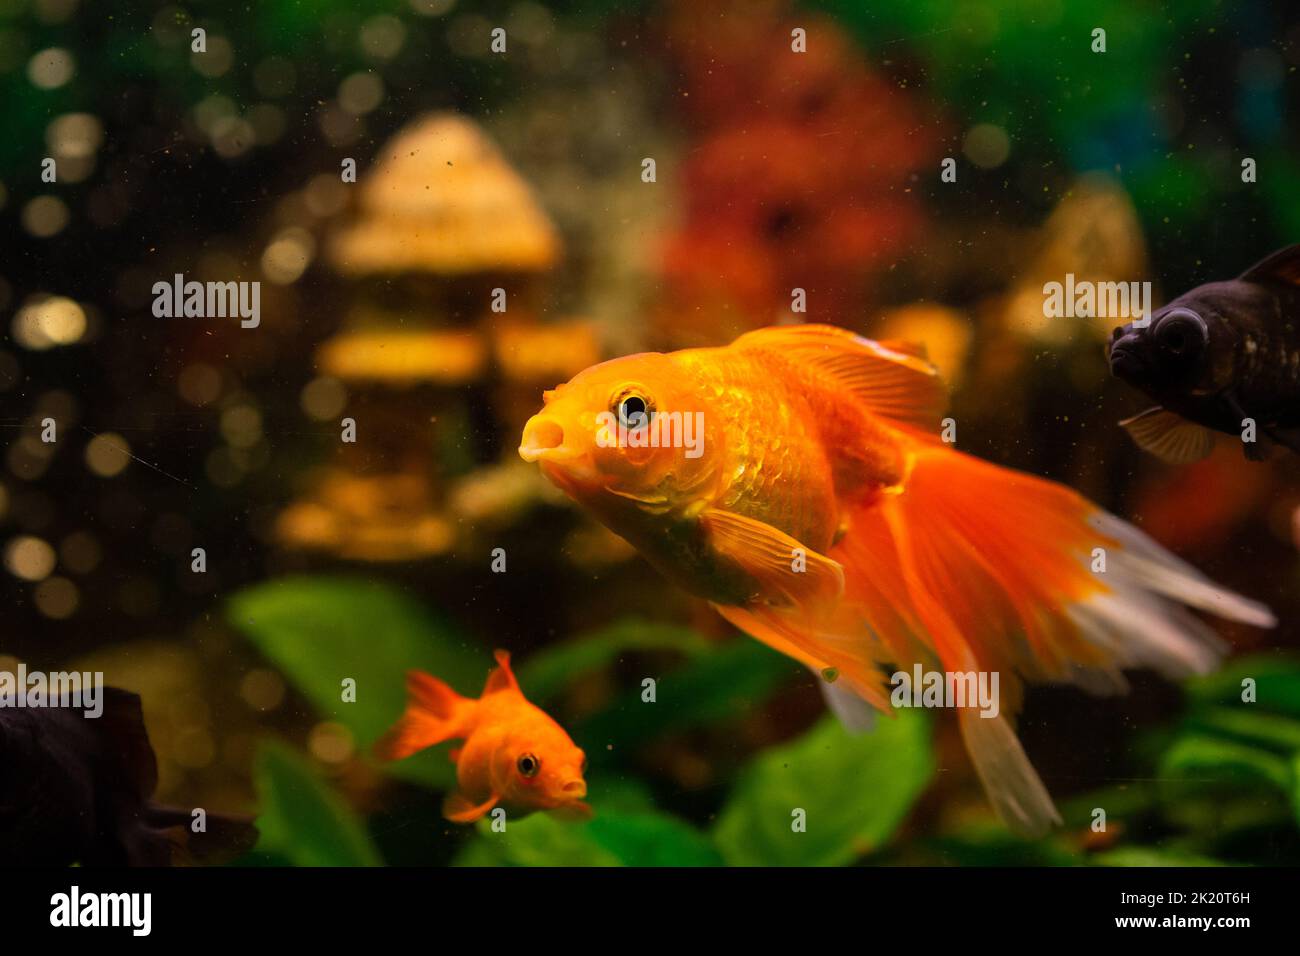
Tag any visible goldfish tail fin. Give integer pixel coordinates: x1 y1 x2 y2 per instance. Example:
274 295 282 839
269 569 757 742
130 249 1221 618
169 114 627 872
374 671 470 762
857 445 1273 830
959 710 1061 837
1085 511 1276 632
880 446 1272 682
818 675 877 734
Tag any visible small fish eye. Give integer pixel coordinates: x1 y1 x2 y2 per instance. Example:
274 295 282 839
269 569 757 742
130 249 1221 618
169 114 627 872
517 753 540 778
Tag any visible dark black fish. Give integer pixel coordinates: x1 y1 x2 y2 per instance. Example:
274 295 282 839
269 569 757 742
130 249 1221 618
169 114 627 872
1108 244 1300 462
0 686 256 866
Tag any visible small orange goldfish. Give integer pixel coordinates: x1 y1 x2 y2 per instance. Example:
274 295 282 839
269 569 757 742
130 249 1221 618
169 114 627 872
376 650 590 823
519 324 1275 835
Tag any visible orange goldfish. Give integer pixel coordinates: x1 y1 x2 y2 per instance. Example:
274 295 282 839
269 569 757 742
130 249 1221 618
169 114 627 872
376 650 590 823
519 324 1275 835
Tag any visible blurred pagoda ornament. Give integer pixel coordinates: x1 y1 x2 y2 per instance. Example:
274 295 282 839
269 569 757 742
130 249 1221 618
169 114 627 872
1001 173 1150 347
276 112 595 561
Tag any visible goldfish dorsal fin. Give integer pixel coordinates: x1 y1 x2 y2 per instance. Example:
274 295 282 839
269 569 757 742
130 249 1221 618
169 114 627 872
700 509 845 609
484 649 521 695
875 338 930 362
1239 243 1300 286
731 324 947 431
1119 407 1216 464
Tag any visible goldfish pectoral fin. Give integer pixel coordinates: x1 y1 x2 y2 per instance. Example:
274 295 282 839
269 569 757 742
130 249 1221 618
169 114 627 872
1238 242 1300 286
700 509 845 608
1119 407 1215 464
730 324 947 431
959 710 1061 838
714 603 894 713
817 674 877 735
442 791 500 824
553 801 593 822
447 747 463 763
483 649 521 696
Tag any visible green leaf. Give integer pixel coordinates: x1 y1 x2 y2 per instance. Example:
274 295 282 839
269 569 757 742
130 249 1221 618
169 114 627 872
453 809 722 867
1185 655 1300 719
1292 753 1300 829
574 638 801 761
252 740 382 867
1186 707 1300 754
713 711 933 866
1092 847 1228 867
228 576 490 788
516 619 711 702
1159 734 1293 793
908 824 1083 867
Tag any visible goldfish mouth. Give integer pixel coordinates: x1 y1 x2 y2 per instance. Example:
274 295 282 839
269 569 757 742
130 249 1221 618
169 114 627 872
519 415 598 487
519 415 576 462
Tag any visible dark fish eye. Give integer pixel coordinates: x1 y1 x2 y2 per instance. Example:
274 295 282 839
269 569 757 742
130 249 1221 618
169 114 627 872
1155 309 1207 356
517 753 540 778
1161 324 1188 353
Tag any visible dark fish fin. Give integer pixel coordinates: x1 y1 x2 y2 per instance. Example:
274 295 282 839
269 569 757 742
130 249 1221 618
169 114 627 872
95 688 159 802
1265 426 1300 457
145 804 260 865
1119 407 1216 464
1221 389 1274 462
1238 243 1300 286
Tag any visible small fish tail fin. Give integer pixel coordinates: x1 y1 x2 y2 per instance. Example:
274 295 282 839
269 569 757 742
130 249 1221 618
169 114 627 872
860 444 1273 831
374 671 471 761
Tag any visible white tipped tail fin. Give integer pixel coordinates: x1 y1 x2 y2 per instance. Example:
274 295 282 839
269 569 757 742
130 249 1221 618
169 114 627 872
959 710 1061 838
1089 512 1276 629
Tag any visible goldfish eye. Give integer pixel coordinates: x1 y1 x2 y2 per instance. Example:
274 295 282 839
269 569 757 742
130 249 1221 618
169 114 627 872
616 393 650 429
516 753 540 778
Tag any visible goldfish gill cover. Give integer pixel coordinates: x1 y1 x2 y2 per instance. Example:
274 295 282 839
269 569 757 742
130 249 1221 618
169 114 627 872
0 0 1297 942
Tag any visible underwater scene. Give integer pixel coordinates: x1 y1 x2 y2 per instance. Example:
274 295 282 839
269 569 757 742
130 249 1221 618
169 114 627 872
4 0 1300 881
